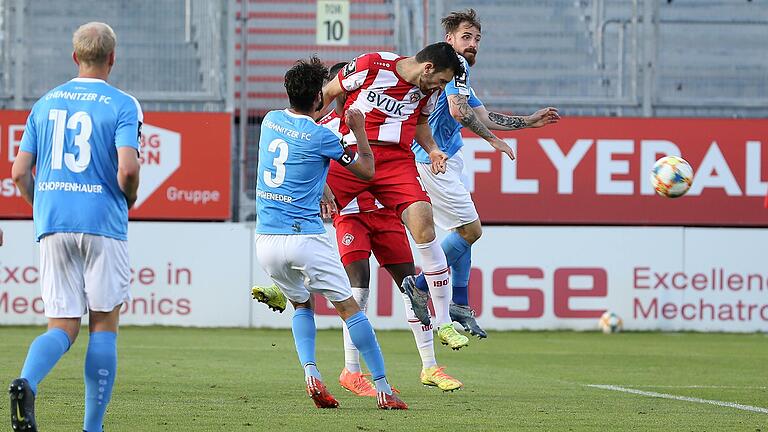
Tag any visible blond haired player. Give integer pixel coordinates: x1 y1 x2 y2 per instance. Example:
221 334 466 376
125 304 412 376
10 22 141 432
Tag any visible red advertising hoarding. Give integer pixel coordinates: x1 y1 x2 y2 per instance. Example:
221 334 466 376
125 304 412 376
0 111 231 220
464 117 768 226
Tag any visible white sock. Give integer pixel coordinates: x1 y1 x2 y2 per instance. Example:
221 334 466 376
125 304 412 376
401 291 437 369
342 287 369 373
415 238 451 327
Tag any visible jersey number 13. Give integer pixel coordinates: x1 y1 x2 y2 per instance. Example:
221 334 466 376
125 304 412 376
48 109 92 173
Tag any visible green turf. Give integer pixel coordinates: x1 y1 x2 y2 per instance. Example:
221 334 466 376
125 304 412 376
1 327 767 431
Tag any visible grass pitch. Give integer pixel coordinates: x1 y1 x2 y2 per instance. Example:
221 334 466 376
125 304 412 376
1 327 767 431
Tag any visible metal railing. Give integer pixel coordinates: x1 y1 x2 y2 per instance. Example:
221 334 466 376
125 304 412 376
0 0 228 112
424 0 767 117
589 0 768 116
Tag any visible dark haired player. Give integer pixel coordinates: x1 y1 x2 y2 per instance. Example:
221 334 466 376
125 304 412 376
322 42 472 350
253 56 407 410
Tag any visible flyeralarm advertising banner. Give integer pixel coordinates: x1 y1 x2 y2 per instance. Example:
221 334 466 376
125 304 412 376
0 110 231 220
462 117 768 226
2 222 765 332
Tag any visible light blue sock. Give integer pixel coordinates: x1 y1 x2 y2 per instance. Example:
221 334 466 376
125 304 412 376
373 376 392 394
442 232 472 305
292 308 321 380
84 331 117 432
345 311 390 393
20 328 71 395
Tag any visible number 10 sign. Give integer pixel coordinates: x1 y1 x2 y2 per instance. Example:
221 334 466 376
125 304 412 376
316 0 350 45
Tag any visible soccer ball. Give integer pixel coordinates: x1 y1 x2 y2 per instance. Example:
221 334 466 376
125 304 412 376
650 156 694 198
598 311 623 334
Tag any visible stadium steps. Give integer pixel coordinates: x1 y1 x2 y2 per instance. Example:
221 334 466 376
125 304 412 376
20 0 205 98
439 0 608 100
236 0 396 113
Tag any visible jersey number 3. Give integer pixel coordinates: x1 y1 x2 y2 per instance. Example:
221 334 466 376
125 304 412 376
48 109 92 173
264 138 288 187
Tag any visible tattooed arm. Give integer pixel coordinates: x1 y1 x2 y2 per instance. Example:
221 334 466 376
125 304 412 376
448 94 515 160
448 94 498 140
474 105 560 131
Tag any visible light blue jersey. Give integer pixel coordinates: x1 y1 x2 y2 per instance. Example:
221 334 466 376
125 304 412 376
20 78 142 241
256 109 354 235
412 55 482 163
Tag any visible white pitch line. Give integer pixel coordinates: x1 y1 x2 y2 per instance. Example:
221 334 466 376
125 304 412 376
586 384 768 414
628 385 768 390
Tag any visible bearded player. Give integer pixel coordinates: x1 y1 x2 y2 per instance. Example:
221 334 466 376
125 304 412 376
405 10 561 337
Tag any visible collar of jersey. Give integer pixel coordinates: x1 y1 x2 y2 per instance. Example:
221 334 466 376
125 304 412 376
71 77 106 83
283 109 315 122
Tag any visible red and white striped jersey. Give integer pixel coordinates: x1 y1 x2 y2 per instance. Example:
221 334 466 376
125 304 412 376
317 109 341 133
318 110 384 215
336 52 440 149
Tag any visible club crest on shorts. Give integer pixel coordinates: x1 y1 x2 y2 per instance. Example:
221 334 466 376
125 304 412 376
342 233 354 246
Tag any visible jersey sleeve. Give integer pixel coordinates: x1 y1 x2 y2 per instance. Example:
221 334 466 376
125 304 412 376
420 90 442 116
320 128 358 166
338 54 372 93
19 106 39 154
444 56 471 97
115 95 143 150
468 86 483 108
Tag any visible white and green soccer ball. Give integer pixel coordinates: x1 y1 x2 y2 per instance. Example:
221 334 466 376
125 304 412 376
650 156 694 198
598 311 623 334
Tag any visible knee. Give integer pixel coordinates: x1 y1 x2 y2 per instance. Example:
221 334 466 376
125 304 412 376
345 262 370 288
66 326 80 344
458 220 482 244
50 321 81 345
402 202 436 244
415 224 436 244
468 223 482 243
333 297 361 320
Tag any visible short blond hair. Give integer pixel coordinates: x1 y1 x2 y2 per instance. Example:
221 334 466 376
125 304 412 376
72 22 116 66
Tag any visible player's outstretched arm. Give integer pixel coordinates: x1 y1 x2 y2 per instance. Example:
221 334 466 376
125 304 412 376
448 95 515 161
117 147 141 209
11 150 36 206
448 94 499 142
414 115 447 174
343 108 375 180
474 105 560 131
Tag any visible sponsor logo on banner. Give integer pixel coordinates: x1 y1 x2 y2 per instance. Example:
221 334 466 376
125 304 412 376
1 223 765 331
460 117 768 226
0 111 231 220
135 124 181 208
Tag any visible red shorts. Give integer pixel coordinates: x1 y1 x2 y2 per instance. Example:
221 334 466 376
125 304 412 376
332 209 413 267
327 144 430 219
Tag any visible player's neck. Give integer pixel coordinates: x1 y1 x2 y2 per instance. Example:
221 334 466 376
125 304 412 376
77 66 110 81
395 57 420 85
288 107 313 118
